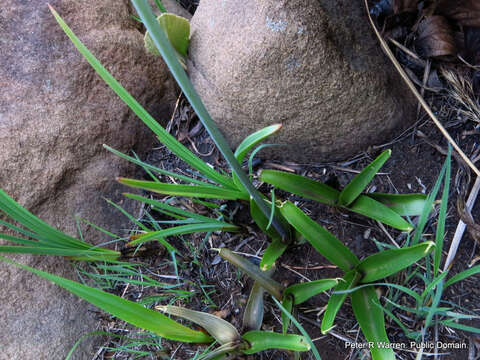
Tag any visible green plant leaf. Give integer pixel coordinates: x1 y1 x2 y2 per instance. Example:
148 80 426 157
349 195 413 231
0 246 119 261
235 125 282 163
130 0 289 240
259 238 288 271
103 145 208 186
145 14 190 57
339 149 391 206
249 198 285 242
444 265 480 288
128 222 239 247
281 295 294 334
351 287 395 360
0 190 92 250
367 193 428 216
118 178 249 201
241 331 310 354
123 193 223 224
321 270 362 334
157 305 240 345
280 201 359 271
260 170 339 206
434 146 451 276
284 279 339 305
217 248 283 300
48 5 235 190
357 242 435 283
0 256 212 343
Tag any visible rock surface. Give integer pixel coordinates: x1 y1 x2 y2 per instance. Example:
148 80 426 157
188 0 416 162
0 0 182 358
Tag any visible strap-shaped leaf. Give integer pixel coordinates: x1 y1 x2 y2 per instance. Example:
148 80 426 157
128 222 239 247
118 178 249 200
145 14 190 57
349 195 413 231
351 287 395 360
281 295 294 334
235 125 282 163
367 193 428 216
241 331 310 354
357 241 435 283
260 238 288 271
321 270 361 334
123 193 222 224
445 265 480 288
1 256 212 343
157 305 240 345
249 198 284 242
260 170 339 206
284 278 339 305
280 201 359 271
339 149 391 206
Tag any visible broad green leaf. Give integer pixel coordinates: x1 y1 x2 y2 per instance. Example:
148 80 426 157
444 265 480 288
357 242 435 283
118 178 249 201
243 266 275 331
217 248 283 300
157 305 240 345
351 287 395 360
280 201 359 271
349 195 413 231
281 295 294 334
235 124 282 163
339 149 391 206
49 6 235 190
367 193 428 216
0 256 212 343
249 198 285 242
241 331 310 354
284 279 339 305
130 0 289 240
128 222 239 247
260 170 339 206
145 14 190 57
321 270 361 334
434 146 451 276
260 238 288 271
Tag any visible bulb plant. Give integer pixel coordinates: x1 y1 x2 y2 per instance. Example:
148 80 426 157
1 1 478 359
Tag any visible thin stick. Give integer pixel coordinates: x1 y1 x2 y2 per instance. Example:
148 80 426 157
444 176 480 270
363 0 480 179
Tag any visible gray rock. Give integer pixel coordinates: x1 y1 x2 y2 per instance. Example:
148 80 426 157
0 0 183 358
188 0 416 162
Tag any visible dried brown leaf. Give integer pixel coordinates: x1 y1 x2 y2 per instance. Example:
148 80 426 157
438 0 480 27
416 16 457 58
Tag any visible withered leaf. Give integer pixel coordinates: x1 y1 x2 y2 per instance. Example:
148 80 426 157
393 0 418 14
438 0 480 27
416 16 457 59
